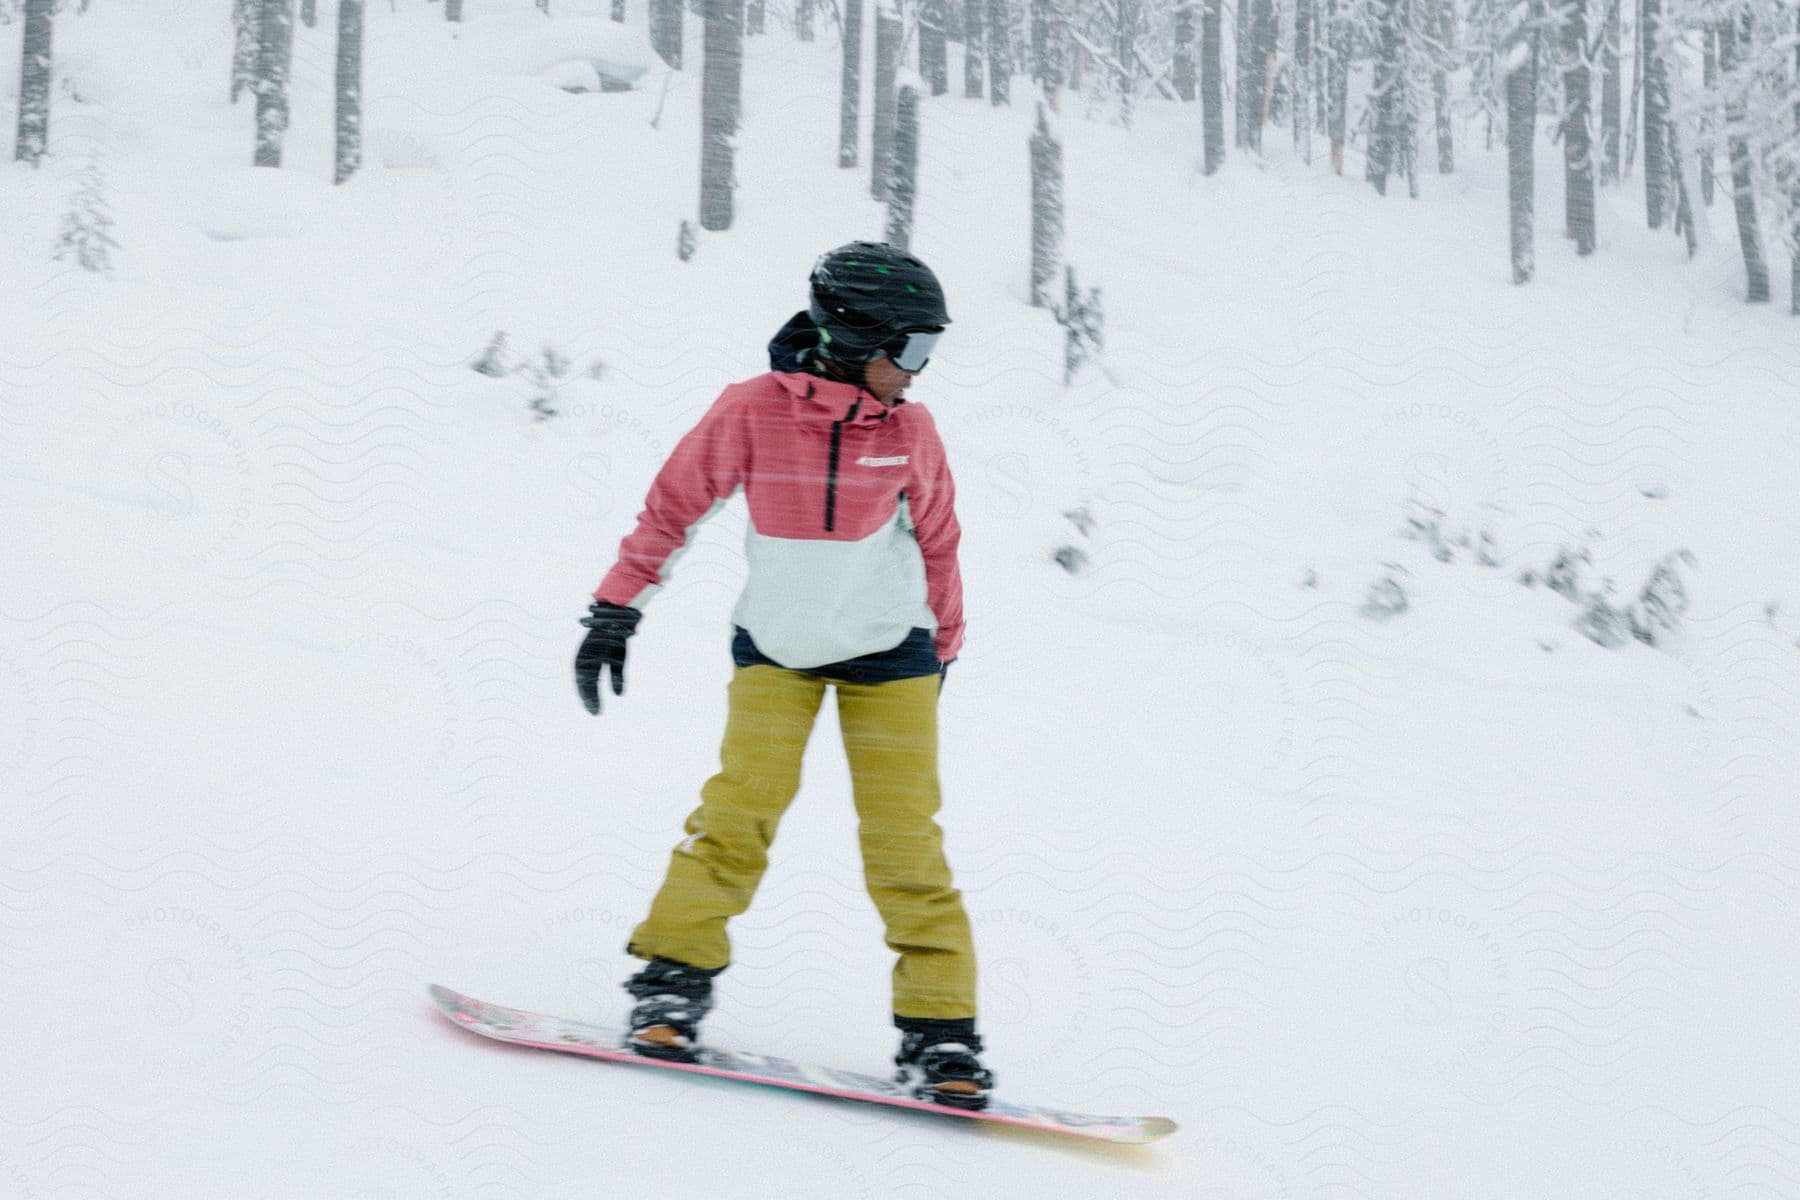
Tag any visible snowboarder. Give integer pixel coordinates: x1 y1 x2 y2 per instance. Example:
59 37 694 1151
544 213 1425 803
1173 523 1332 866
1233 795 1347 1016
574 242 994 1109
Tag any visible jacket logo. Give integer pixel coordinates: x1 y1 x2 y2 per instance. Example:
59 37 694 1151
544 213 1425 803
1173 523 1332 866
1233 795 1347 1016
856 455 910 467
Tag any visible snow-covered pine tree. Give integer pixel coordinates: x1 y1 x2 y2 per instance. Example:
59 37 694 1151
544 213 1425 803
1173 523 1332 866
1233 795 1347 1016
698 0 744 231
15 0 53 165
335 0 364 185
54 160 119 274
1029 100 1064 306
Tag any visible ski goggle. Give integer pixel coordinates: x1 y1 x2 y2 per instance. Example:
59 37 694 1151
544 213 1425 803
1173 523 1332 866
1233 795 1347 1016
880 328 942 373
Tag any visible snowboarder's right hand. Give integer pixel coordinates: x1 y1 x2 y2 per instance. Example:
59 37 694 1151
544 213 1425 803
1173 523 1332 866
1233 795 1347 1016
576 601 642 715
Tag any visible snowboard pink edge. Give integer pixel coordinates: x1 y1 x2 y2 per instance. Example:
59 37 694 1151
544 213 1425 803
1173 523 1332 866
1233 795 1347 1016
427 984 1176 1145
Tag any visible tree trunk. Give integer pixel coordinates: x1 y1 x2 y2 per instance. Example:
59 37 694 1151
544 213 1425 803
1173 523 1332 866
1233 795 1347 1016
964 0 986 98
614 0 627 21
1203 0 1225 172
1327 0 1346 172
886 84 921 250
1174 1 1197 101
839 0 863 168
1642 0 1666 226
988 0 1011 105
798 0 813 40
255 0 296 169
651 0 684 68
1600 0 1620 182
232 0 259 103
1367 0 1402 194
1117 0 1139 127
747 0 763 35
14 0 53 166
1433 0 1452 172
698 0 745 231
1508 20 1537 282
1715 16 1769 301
1235 0 1253 145
872 1 901 199
1563 0 1595 252
1698 22 1714 205
334 0 364 185
1792 8 1799 315
1029 101 1064 305
1294 0 1312 158
921 0 948 92
301 0 316 27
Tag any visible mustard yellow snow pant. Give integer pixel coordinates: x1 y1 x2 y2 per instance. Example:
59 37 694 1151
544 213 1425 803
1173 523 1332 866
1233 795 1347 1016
627 665 977 1021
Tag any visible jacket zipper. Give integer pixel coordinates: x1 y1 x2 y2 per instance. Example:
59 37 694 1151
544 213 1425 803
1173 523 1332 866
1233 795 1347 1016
824 397 862 532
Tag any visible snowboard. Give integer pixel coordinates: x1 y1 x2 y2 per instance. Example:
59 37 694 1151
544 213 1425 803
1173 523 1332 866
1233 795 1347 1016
427 984 1176 1145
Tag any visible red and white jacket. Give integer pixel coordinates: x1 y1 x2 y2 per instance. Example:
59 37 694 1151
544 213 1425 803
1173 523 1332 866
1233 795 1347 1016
594 368 965 670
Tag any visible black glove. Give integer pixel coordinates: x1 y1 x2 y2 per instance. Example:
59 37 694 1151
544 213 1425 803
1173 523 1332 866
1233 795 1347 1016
575 601 642 715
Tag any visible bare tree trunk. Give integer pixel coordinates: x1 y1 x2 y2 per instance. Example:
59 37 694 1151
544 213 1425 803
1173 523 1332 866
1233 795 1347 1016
651 0 684 68
1029 101 1064 304
1792 9 1800 315
1698 22 1715 205
699 0 745 231
839 0 863 168
1174 1 1197 101
334 0 364 185
1625 0 1641 172
964 0 986 98
873 1 901 199
988 0 1012 104
232 0 259 102
1564 0 1595 252
614 0 627 22
1118 0 1139 127
1715 15 1769 301
1327 0 1347 171
886 83 921 250
1203 0 1225 172
1433 0 1453 172
798 0 813 40
255 0 296 168
446 0 462 19
747 0 764 35
1600 0 1620 182
14 0 53 166
1294 0 1313 159
1642 0 1667 226
1367 0 1402 193
302 0 316 27
921 0 948 92
1508 17 1537 282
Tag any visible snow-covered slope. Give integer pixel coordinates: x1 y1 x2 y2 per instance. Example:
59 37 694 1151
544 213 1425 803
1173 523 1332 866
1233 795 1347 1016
4 1 1799 1196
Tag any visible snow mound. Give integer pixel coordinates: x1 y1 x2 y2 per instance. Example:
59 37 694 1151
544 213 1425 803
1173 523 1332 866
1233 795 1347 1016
184 166 347 241
478 17 655 89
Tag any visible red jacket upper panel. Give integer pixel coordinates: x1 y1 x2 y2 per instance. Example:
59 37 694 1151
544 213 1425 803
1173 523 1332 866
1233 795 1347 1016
595 368 965 669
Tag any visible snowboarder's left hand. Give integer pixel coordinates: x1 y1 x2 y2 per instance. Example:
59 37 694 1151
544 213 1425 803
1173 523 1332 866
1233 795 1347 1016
576 601 642 715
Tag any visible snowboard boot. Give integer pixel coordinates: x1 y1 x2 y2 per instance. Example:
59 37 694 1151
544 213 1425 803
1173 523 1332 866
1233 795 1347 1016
622 957 720 1063
893 1016 995 1111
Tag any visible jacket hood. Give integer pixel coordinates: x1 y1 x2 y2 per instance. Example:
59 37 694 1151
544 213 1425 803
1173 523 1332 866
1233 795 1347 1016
767 309 893 427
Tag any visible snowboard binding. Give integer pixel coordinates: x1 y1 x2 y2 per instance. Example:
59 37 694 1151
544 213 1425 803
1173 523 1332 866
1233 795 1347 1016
622 957 719 1064
894 1024 995 1112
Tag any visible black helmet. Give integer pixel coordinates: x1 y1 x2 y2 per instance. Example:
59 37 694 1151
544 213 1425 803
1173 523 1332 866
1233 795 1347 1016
808 241 951 367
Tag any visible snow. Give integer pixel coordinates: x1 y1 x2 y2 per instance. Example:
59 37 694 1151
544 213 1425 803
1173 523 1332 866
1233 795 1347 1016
4 0 1800 1197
